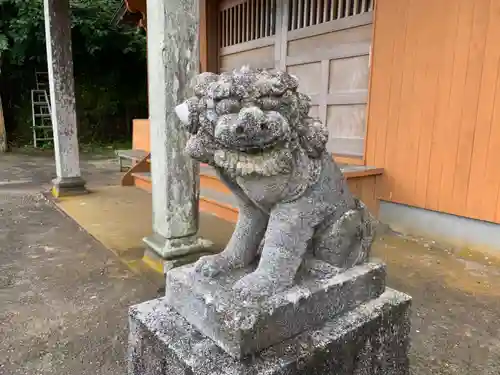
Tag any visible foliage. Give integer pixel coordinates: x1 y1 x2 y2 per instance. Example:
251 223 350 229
0 0 148 146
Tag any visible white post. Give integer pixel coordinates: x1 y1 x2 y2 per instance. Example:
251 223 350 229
143 0 211 262
43 0 86 197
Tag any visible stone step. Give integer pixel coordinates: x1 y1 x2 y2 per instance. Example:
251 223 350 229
199 181 238 223
199 163 383 196
132 163 383 220
201 163 383 179
132 163 382 188
132 172 152 182
200 185 237 208
200 163 216 177
132 172 152 193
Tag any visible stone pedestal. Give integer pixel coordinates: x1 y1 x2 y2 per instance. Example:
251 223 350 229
142 235 214 275
51 176 88 198
43 0 87 197
129 289 411 375
128 260 411 375
165 261 387 359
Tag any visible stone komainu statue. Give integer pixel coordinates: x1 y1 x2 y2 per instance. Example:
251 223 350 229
175 66 377 299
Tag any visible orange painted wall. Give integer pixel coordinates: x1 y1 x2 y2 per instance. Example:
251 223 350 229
366 0 500 224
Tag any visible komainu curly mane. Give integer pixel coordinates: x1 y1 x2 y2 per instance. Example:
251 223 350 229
175 67 328 173
175 66 377 300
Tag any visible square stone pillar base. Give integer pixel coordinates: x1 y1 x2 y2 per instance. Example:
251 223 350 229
128 289 411 375
51 176 87 198
142 233 214 274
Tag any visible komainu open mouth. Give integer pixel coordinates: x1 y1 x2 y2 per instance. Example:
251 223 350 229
238 139 283 154
218 138 288 154
213 146 294 177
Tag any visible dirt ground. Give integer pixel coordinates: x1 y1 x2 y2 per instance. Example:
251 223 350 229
373 233 500 374
0 189 159 374
0 151 499 374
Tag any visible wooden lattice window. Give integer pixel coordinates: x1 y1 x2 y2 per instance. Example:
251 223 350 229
220 0 277 48
288 0 374 31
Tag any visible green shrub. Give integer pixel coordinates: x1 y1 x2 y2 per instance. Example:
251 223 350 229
0 0 148 147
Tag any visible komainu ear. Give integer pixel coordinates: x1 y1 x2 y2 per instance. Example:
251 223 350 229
299 118 329 158
175 97 200 134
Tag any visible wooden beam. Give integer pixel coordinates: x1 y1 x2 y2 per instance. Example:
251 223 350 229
200 0 219 72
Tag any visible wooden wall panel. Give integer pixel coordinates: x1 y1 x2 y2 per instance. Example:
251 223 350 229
287 62 323 93
366 0 500 223
468 1 500 221
452 2 490 216
132 119 150 152
287 24 372 57
309 105 319 118
285 14 373 157
220 45 275 70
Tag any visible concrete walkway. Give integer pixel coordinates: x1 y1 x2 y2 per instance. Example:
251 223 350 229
1 152 500 374
0 152 159 374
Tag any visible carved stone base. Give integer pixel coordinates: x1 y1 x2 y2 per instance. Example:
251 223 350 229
143 233 213 262
143 246 214 275
165 261 387 359
128 289 411 375
51 176 87 198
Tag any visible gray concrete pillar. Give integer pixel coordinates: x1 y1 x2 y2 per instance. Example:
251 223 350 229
143 0 211 262
43 0 86 197
0 94 6 153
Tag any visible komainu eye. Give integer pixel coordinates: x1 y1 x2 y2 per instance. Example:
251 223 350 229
216 98 241 115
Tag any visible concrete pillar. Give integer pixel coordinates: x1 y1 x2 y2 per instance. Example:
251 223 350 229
43 0 86 197
0 94 6 153
143 0 211 262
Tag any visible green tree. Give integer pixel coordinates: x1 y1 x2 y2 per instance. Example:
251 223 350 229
0 0 148 147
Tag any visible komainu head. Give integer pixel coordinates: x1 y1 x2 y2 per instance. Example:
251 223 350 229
175 66 329 176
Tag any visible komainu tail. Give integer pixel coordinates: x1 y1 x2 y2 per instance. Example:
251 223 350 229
313 198 377 269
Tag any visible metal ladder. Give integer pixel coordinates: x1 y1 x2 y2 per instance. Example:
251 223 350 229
31 71 53 148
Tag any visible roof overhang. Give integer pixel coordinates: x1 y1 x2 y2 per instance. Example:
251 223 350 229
112 0 147 29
